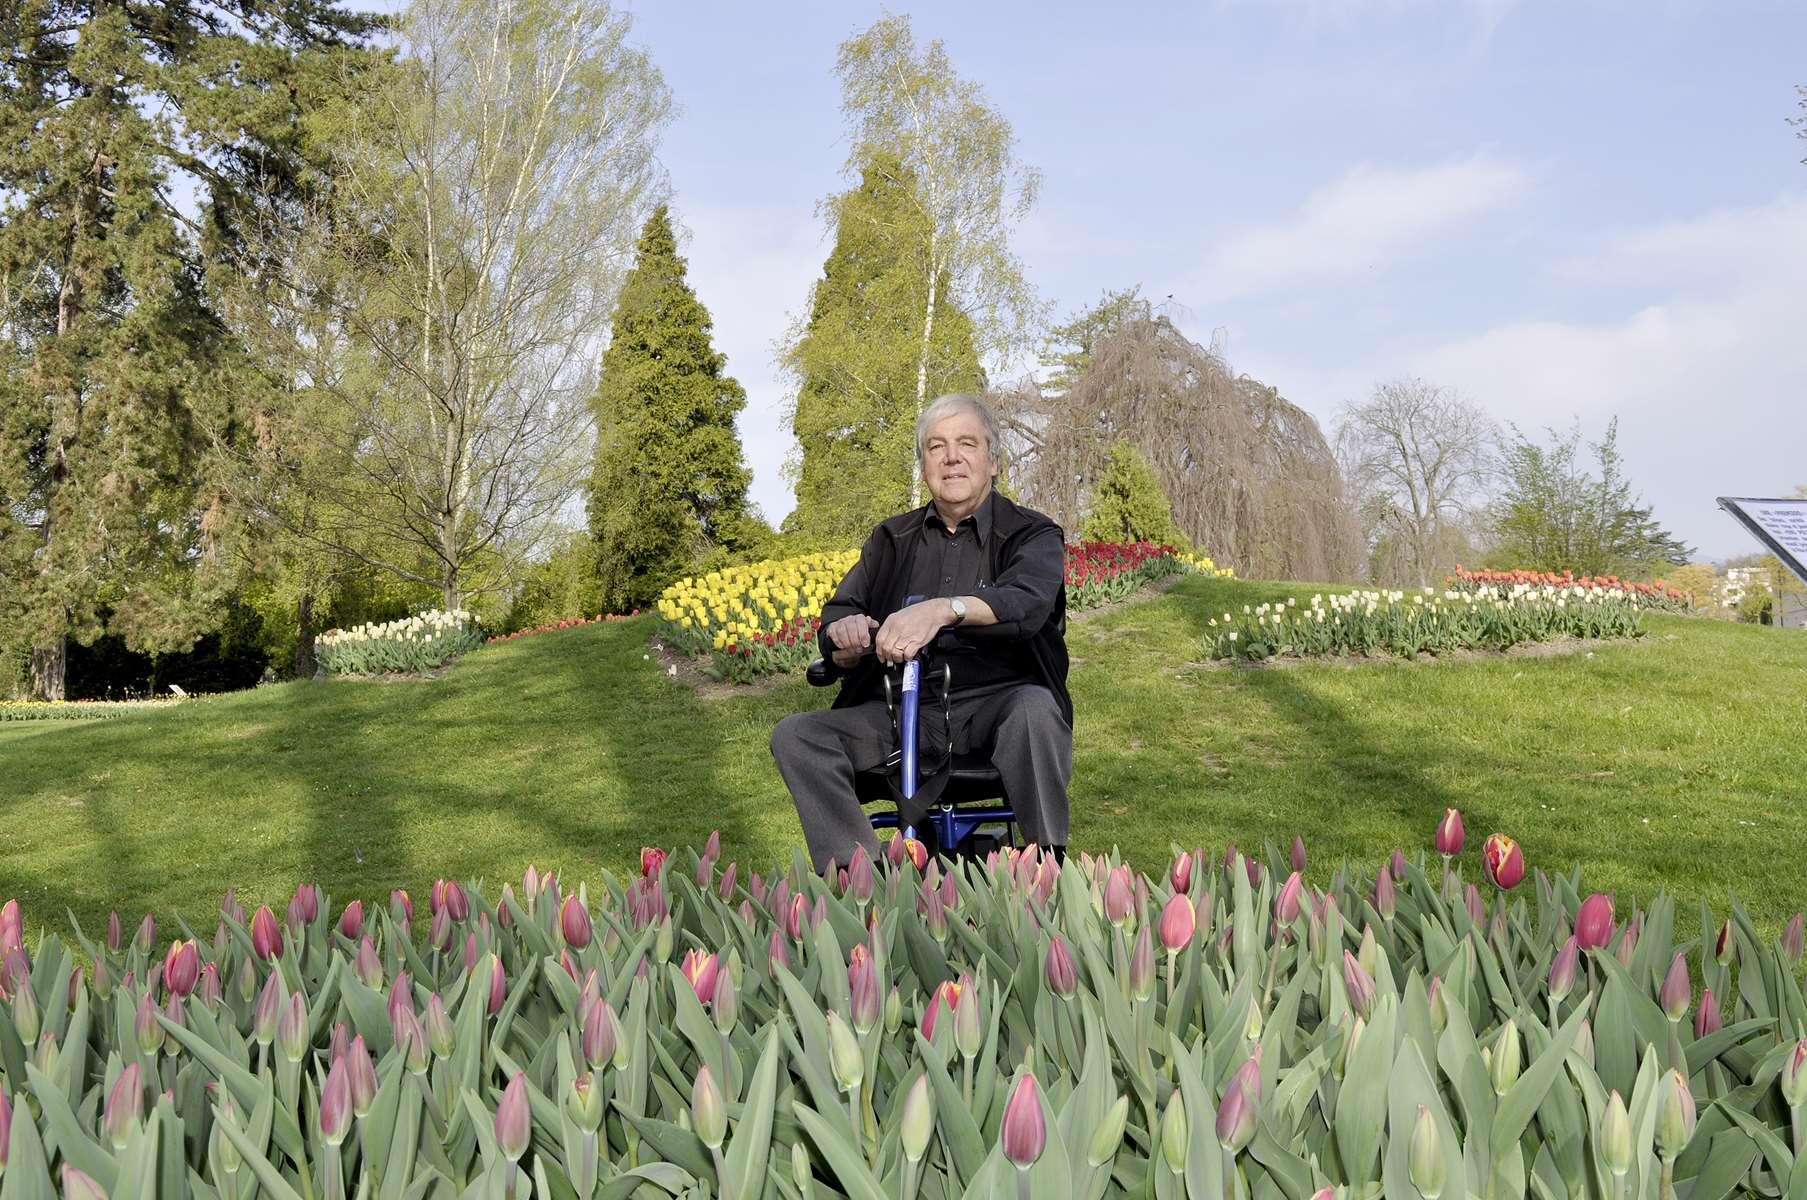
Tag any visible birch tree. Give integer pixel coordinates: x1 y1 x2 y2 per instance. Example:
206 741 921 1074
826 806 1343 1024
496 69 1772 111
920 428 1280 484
832 15 1043 507
229 0 671 611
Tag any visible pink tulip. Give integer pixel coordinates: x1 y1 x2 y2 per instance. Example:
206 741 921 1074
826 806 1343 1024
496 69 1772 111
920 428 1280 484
1481 833 1525 890
1045 934 1077 997
1575 893 1615 950
62 1166 109 1200
640 847 667 877
680 949 719 1002
163 940 199 998
1782 913 1804 965
1374 867 1397 919
487 955 506 1015
1343 949 1377 1020
766 928 789 974
1158 894 1196 953
1275 871 1304 927
1390 848 1408 880
134 913 156 954
582 998 619 1068
560 896 592 949
338 900 363 940
249 906 280 960
346 1035 378 1116
1215 1060 1257 1151
1290 835 1307 874
103 1062 143 1148
1694 989 1722 1039
922 979 961 1040
1000 1074 1047 1168
389 889 413 922
1435 809 1464 857
1103 867 1134 926
1169 853 1193 895
1548 936 1579 1002
495 1072 530 1162
1659 952 1690 1020
320 1056 352 1145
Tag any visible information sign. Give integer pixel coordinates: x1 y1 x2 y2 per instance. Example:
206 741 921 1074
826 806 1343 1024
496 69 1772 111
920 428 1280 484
1717 497 1807 590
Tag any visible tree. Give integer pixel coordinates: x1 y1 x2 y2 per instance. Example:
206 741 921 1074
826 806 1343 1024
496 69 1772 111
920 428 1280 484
782 153 984 549
0 0 381 699
1488 419 1691 575
996 295 1363 582
832 15 1043 508
228 0 673 614
1080 441 1189 548
1334 378 1496 586
588 206 762 610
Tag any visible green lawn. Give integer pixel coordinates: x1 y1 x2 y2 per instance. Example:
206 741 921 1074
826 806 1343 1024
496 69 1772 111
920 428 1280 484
4 575 1805 940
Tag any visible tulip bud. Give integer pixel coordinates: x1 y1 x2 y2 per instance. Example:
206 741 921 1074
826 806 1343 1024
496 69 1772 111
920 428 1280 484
318 1056 353 1147
338 900 363 941
1574 893 1614 951
1215 1066 1256 1152
1128 925 1156 1002
1653 952 1690 1022
791 1140 812 1193
1275 871 1304 929
1694 989 1722 1039
10 976 39 1046
134 913 156 954
1290 835 1308 874
653 914 674 963
1548 937 1578 1003
1654 1069 1696 1161
495 1072 531 1162
1335 1015 1365 1078
1169 852 1193 895
680 948 719 1002
1104 867 1133 927
135 990 164 1055
249 905 279 960
105 910 122 952
104 1062 144 1148
1434 809 1464 857
1159 893 1196 952
346 1035 377 1117
163 940 199 998
580 996 617 1068
1160 1091 1189 1172
236 958 257 1004
1574 1018 1596 1069
278 990 308 1062
1374 867 1397 920
1427 976 1447 1032
62 1166 109 1200
1780 1038 1807 1107
1045 935 1077 998
827 1011 863 1092
1000 1073 1046 1168
425 992 454 1058
428 907 451 952
1490 1020 1521 1095
1463 884 1485 929
1714 918 1735 965
197 962 222 1011
1782 913 1804 966
1601 1090 1633 1177
1088 1094 1130 1167
1343 949 1377 1020
900 1074 934 1162
567 1070 603 1132
691 1064 727 1149
885 984 902 1033
1409 1105 1446 1199
246 969 279 1045
953 973 983 1058
559 895 592 950
848 958 878 1035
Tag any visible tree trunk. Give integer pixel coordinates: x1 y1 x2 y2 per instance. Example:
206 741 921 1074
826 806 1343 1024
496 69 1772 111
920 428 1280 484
30 638 66 701
910 259 939 510
294 592 318 679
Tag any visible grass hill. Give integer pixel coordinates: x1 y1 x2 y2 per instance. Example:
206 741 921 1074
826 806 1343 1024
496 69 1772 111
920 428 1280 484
4 575 1805 938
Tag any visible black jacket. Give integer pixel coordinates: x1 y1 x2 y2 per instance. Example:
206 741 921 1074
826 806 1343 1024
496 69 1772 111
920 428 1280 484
817 491 1072 729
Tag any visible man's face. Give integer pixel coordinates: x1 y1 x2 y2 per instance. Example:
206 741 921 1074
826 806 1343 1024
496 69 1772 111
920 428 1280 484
921 410 994 510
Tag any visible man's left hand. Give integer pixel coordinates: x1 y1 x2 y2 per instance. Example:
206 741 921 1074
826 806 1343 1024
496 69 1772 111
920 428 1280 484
873 599 953 665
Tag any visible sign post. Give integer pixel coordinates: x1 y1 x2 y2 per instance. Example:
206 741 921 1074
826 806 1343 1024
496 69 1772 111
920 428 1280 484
1717 497 1807 627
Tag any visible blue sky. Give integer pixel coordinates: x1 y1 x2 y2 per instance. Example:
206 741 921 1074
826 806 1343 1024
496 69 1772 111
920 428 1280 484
623 0 1805 561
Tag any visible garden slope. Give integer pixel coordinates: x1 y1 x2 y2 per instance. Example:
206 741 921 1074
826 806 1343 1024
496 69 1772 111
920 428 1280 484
3 576 1805 937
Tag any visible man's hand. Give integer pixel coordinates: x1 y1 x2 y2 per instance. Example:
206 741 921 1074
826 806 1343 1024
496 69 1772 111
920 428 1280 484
874 599 954 665
826 613 880 668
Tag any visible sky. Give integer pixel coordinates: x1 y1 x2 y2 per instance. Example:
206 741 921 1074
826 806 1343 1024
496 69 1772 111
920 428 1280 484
620 0 1806 562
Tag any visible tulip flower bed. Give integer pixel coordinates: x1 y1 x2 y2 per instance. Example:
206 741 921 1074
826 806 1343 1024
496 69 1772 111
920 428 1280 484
316 609 485 676
1450 568 1695 615
1202 585 1651 662
0 699 178 722
657 542 1234 685
486 611 640 645
3 818 1806 1200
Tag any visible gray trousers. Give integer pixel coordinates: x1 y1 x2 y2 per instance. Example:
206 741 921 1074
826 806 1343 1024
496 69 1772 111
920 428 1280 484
771 683 1072 873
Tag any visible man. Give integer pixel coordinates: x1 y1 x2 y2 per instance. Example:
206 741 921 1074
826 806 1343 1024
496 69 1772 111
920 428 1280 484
770 393 1071 872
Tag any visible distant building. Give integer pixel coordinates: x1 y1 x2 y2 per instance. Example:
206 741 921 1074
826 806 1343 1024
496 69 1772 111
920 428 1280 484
1719 566 1772 608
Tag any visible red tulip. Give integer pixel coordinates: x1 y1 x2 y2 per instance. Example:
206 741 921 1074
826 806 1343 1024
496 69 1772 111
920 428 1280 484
249 906 280 961
338 900 364 940
163 940 199 998
640 847 667 878
1168 852 1193 895
1000 1074 1047 1168
1435 809 1464 857
560 896 592 949
1575 893 1615 950
922 979 961 1040
680 949 718 1002
1481 834 1525 890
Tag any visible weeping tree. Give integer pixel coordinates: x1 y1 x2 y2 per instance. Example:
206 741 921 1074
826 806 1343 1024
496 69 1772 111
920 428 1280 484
998 297 1363 581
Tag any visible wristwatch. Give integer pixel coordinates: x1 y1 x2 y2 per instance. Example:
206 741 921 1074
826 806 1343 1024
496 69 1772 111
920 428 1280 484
948 597 968 625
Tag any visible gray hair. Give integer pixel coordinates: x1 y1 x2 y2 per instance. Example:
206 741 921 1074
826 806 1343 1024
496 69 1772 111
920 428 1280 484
915 393 1002 468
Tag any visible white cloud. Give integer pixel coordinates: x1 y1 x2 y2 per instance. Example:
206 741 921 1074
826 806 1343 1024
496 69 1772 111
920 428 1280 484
675 204 826 528
1405 194 1807 558
1194 154 1530 302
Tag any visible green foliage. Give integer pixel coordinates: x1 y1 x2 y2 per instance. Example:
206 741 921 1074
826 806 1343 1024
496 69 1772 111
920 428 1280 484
1079 440 1190 548
1489 419 1691 577
501 533 608 634
1041 286 1144 397
783 154 985 548
0 0 382 699
589 207 761 611
1 829 1803 1198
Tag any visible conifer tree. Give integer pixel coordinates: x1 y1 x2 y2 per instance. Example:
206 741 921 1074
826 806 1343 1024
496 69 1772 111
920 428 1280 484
0 0 380 697
783 153 984 549
1081 440 1190 549
588 206 761 609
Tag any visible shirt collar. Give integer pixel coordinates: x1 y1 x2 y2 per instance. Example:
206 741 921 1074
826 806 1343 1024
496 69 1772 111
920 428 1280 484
926 489 994 545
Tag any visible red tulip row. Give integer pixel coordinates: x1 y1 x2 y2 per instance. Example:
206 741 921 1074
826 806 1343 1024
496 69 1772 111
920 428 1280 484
1448 566 1693 611
485 610 640 644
